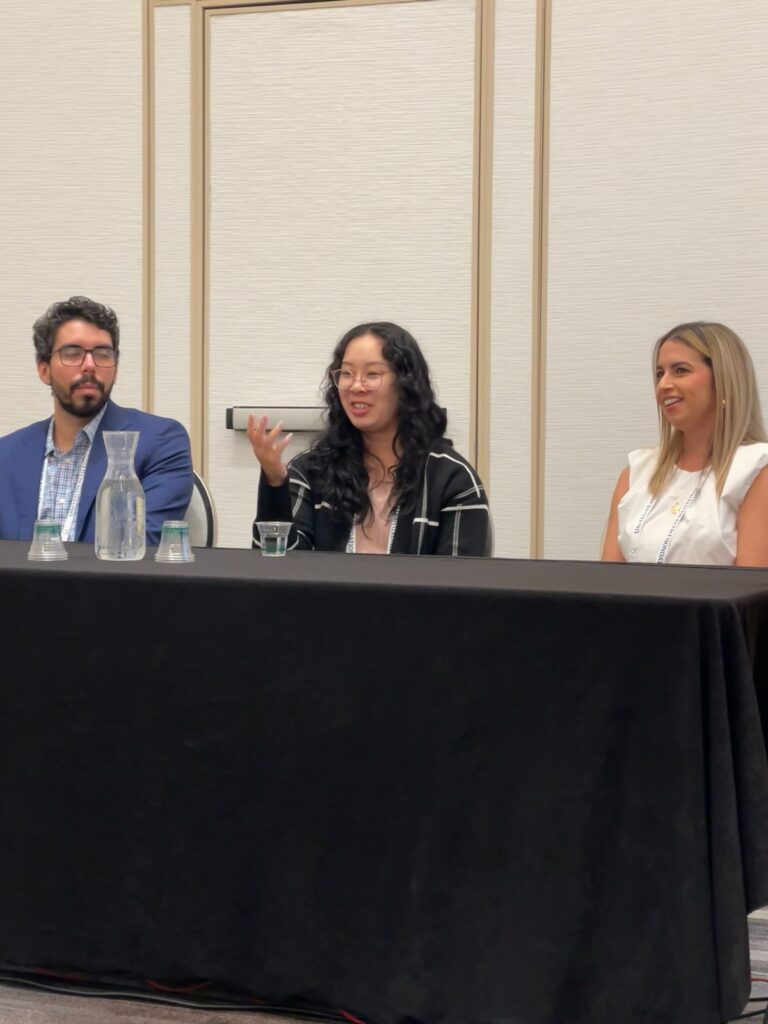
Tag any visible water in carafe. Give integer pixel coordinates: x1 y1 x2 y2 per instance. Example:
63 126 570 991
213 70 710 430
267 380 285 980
95 431 146 560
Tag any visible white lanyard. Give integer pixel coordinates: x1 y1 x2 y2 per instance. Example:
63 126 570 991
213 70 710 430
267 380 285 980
37 442 93 542
629 468 711 564
347 508 399 554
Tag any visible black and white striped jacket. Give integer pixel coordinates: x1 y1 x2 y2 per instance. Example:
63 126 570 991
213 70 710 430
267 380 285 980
253 439 490 556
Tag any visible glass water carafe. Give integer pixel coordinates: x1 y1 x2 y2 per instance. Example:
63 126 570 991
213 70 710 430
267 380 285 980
95 431 146 560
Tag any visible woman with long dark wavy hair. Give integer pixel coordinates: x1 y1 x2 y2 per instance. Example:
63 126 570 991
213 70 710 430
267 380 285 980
248 322 490 555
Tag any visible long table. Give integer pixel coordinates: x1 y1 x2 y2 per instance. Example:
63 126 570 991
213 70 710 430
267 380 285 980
0 540 766 1024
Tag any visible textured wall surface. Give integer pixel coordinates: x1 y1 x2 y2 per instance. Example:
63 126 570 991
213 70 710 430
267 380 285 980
489 0 537 556
0 0 142 435
206 0 477 547
154 4 192 429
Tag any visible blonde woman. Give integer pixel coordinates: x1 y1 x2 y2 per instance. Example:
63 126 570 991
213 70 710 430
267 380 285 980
601 322 768 566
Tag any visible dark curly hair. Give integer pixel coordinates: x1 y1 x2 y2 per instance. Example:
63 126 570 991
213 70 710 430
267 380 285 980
303 321 450 522
33 296 120 363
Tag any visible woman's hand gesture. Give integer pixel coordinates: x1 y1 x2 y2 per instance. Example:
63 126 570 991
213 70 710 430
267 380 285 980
247 415 293 486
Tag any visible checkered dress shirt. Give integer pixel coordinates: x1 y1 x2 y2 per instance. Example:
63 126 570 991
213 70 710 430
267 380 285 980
37 406 107 541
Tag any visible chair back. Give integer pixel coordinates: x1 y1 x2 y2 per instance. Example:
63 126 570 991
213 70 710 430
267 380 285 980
185 472 217 547
484 509 495 557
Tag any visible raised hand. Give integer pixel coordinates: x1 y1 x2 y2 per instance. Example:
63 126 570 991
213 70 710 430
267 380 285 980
246 415 293 486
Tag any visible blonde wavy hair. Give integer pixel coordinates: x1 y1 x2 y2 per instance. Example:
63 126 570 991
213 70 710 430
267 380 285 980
650 322 766 498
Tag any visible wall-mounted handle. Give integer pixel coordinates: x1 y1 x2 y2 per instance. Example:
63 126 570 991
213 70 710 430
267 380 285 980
225 406 325 431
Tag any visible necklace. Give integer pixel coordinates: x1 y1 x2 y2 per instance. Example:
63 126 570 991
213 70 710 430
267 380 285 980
629 466 711 563
668 467 685 515
669 463 710 515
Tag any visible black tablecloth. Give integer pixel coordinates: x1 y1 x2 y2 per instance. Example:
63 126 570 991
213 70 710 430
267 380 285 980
0 540 766 1024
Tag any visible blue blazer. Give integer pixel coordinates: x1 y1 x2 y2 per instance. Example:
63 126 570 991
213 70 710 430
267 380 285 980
0 402 193 546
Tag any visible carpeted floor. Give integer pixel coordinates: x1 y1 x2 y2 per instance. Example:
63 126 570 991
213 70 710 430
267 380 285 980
740 908 768 1023
750 907 768 979
0 911 765 1023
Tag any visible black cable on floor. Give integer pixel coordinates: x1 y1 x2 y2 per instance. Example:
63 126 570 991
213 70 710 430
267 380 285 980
0 974 350 1019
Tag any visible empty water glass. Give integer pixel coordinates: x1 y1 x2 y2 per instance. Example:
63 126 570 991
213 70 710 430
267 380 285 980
256 521 291 556
27 521 68 561
154 520 196 563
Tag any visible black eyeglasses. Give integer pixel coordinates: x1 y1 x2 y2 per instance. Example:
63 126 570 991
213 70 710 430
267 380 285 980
53 345 117 367
331 368 389 391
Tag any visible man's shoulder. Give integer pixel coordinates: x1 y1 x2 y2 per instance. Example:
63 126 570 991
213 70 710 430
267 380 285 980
104 403 189 437
0 418 49 455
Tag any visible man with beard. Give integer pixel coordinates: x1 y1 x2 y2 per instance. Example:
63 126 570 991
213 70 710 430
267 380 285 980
0 296 193 545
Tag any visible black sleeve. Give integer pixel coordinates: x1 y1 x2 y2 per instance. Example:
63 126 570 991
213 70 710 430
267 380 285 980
252 463 316 550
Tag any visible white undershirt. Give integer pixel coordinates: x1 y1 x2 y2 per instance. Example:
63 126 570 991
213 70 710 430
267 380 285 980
349 481 397 555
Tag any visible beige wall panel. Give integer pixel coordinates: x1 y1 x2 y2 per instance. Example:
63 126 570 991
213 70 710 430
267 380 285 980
545 0 768 560
154 5 192 430
0 0 142 436
489 0 536 557
207 0 477 548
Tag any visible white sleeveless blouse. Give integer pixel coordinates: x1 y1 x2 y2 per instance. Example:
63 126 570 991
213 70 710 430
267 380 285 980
617 443 768 565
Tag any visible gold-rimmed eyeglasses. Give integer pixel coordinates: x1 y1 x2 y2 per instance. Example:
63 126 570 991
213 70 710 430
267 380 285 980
331 368 389 391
